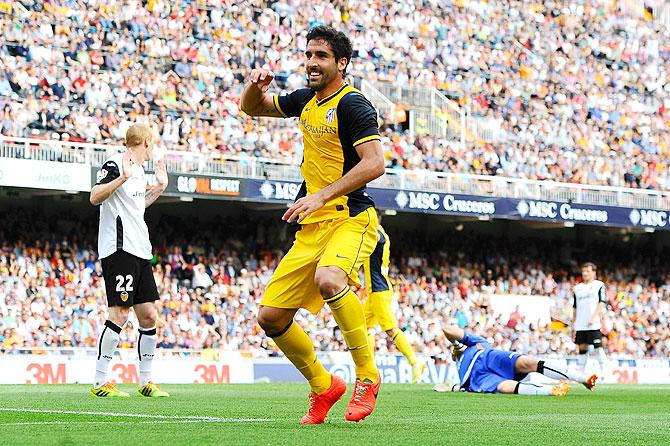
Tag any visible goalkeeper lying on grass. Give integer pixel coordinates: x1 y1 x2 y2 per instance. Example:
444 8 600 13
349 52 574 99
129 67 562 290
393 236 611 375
435 324 598 396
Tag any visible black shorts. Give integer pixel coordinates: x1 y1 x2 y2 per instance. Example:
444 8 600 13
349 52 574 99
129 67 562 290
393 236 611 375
101 250 159 307
575 330 603 348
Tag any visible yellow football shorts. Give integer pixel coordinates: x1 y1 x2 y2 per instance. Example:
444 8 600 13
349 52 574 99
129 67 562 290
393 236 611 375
261 207 378 314
364 290 398 331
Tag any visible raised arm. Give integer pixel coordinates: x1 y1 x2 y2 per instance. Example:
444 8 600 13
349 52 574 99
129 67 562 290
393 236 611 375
442 324 466 344
145 159 168 208
90 151 131 206
240 69 284 117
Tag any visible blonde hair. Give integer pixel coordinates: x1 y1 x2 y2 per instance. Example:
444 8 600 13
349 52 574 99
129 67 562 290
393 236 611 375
125 124 152 147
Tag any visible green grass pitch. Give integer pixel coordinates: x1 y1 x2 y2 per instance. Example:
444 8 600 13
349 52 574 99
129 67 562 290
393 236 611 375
0 384 668 445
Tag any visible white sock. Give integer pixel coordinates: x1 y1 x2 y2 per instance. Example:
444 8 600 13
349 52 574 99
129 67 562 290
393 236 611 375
516 382 554 396
595 347 607 370
539 360 585 383
578 352 589 372
138 326 158 386
94 320 122 388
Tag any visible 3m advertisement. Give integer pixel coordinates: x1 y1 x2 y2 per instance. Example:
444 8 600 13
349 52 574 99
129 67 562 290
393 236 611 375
1 159 91 192
1 357 253 385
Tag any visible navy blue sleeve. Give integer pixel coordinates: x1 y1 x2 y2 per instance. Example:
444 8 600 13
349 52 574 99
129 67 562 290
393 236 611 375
96 160 120 185
274 88 315 118
337 92 381 147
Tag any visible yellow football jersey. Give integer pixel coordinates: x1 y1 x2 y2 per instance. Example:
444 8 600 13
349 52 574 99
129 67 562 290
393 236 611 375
273 83 381 224
364 225 392 293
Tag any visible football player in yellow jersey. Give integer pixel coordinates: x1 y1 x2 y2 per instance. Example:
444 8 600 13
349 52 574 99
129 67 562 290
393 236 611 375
241 26 384 424
362 212 426 384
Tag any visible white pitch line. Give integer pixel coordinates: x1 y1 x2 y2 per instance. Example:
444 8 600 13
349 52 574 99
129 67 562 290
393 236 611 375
0 408 276 423
0 420 206 426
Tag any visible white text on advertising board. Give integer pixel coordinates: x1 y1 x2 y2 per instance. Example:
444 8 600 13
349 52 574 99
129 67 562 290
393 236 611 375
518 200 608 223
629 209 667 227
402 192 495 214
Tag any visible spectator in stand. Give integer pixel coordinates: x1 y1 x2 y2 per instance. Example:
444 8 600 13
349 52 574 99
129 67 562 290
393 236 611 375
0 1 668 188
1 210 668 359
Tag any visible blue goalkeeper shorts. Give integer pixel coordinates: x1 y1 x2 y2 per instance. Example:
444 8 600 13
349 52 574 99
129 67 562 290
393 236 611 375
467 349 522 393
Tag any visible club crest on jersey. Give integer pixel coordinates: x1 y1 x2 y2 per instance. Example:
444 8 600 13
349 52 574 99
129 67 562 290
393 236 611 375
325 108 336 124
120 291 129 302
97 169 108 182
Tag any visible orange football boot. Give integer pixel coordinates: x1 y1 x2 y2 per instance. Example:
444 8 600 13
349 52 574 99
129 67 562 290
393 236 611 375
583 374 598 391
300 374 347 425
344 373 381 422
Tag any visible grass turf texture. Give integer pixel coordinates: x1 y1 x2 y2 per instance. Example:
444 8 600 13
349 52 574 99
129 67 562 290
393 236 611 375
0 384 668 445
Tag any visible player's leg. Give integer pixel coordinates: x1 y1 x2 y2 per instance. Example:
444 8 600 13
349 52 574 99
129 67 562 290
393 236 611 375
318 209 381 422
374 290 425 382
318 268 377 383
319 208 380 385
259 232 343 424
386 328 418 366
364 295 378 357
92 305 129 397
258 306 331 393
589 331 608 374
134 303 168 397
499 379 569 397
92 251 133 397
514 355 598 390
258 305 345 424
372 290 418 366
258 231 331 394
575 330 590 370
133 256 168 397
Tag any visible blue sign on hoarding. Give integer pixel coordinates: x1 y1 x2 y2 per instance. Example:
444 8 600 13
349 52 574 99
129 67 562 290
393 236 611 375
245 179 670 231
164 174 668 231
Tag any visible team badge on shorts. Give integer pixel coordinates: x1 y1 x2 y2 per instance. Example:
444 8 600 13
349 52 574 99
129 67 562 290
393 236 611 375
325 108 336 123
120 291 129 302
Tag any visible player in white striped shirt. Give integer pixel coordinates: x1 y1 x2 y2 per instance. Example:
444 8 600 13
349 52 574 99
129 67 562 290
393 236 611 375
572 262 608 374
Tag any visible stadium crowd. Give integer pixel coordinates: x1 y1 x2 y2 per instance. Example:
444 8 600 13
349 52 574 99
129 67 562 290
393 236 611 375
1 208 669 359
1 0 670 189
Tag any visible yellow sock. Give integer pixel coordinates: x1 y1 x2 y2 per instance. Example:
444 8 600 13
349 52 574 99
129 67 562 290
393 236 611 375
326 287 378 382
391 329 417 366
272 321 331 394
367 331 376 357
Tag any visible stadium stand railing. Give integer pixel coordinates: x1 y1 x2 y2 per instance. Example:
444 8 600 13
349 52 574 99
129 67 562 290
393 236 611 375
369 80 493 146
360 79 396 132
2 134 669 210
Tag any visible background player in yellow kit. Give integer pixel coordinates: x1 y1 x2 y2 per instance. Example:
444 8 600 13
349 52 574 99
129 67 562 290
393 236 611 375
363 210 426 383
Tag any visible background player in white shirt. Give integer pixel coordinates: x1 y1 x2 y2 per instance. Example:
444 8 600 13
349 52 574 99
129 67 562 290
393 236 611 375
572 262 608 374
89 123 169 398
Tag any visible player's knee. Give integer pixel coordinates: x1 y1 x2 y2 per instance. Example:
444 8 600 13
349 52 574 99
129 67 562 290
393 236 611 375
107 307 130 327
515 355 538 374
314 267 346 298
137 313 157 329
497 380 517 394
257 307 288 335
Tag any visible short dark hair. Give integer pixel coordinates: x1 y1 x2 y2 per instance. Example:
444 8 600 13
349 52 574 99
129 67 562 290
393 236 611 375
306 25 353 76
581 262 597 271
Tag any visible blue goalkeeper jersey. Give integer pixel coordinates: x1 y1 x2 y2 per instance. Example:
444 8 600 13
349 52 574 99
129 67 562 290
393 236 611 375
457 332 492 386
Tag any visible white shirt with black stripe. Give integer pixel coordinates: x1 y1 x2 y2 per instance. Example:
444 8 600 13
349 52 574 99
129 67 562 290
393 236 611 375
95 153 152 260
572 280 606 331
